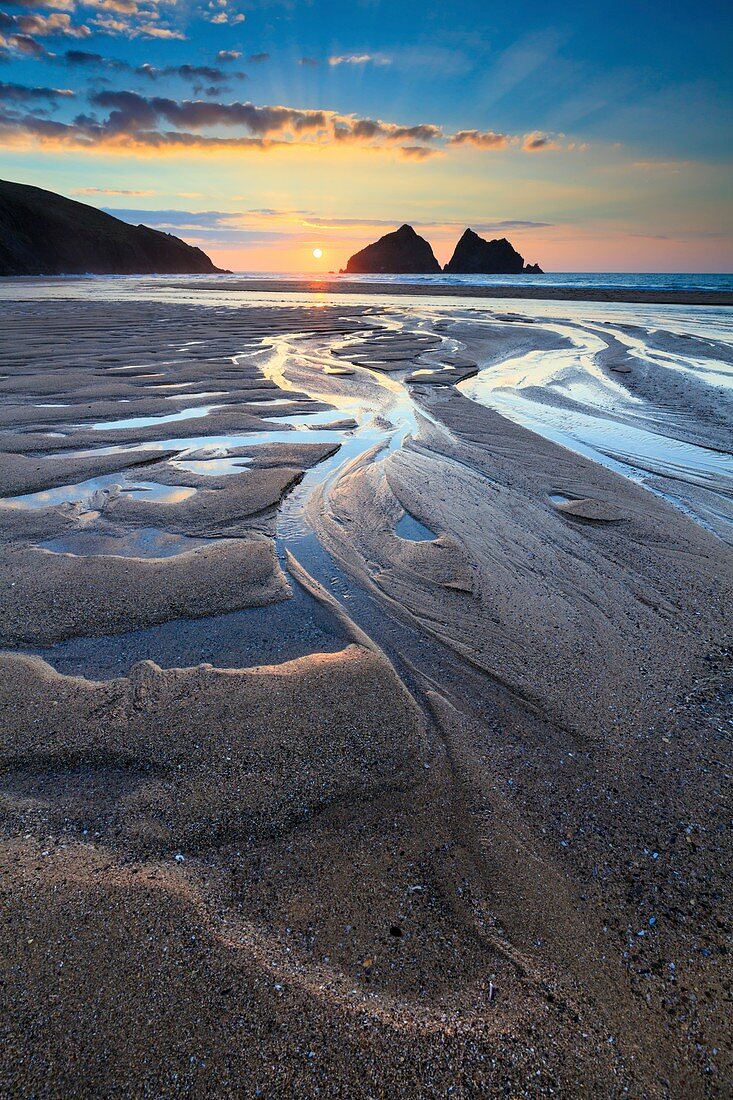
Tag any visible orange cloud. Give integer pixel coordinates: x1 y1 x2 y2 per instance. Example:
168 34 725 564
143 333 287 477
522 130 561 152
16 12 90 37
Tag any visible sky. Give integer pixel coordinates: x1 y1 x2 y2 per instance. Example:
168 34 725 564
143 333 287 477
1 0 731 272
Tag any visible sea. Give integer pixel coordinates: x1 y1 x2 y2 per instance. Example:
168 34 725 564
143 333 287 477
1 272 731 295
244 271 733 294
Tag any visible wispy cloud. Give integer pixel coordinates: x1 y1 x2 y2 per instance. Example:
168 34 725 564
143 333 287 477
399 145 439 160
61 49 246 88
74 185 156 195
328 54 390 67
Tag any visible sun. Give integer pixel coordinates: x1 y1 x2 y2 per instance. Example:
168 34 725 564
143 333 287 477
312 248 323 259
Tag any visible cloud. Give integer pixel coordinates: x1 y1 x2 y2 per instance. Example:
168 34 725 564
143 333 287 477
61 50 245 86
328 54 390 67
247 52 269 63
0 79 73 102
298 57 319 67
138 63 237 84
522 130 560 152
0 84 569 163
2 0 75 6
15 12 91 38
449 129 510 149
0 32 52 58
217 49 240 61
3 0 75 7
91 91 332 135
399 145 439 160
449 128 567 152
474 220 552 231
202 1 245 26
334 118 442 143
0 111 279 151
74 185 155 195
90 14 185 38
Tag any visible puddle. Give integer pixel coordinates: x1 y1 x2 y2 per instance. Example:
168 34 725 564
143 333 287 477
3 474 196 509
172 456 254 476
165 391 227 401
32 580 348 679
39 527 211 558
244 398 296 407
149 382 197 390
34 403 69 408
89 404 223 431
395 512 437 541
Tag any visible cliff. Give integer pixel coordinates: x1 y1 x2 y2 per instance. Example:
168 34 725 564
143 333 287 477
343 224 441 274
444 229 543 275
0 179 227 276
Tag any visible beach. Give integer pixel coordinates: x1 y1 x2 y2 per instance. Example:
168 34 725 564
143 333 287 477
1 281 731 1097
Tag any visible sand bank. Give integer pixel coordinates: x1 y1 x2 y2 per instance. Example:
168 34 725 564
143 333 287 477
168 276 733 307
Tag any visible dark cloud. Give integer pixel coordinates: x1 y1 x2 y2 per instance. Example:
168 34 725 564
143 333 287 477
448 129 510 149
0 79 74 103
91 92 329 135
3 33 52 58
389 124 442 142
399 145 438 160
64 49 120 68
60 50 246 86
0 108 278 150
298 57 319 67
522 131 558 151
247 53 270 63
0 85 549 162
335 118 442 143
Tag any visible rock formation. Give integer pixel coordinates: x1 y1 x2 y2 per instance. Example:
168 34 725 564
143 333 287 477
444 228 543 274
0 179 228 276
342 224 441 274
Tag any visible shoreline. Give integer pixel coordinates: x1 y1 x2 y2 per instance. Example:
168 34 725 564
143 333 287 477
1 275 732 307
171 277 733 307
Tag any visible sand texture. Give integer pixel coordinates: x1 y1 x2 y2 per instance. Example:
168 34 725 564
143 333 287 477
0 289 731 1098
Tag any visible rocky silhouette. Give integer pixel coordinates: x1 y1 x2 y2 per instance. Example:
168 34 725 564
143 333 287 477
0 179 227 276
444 228 543 274
342 224 441 274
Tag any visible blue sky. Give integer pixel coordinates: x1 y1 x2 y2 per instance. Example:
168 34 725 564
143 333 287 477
1 0 731 270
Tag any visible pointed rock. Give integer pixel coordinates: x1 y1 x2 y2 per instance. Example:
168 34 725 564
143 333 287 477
342 224 441 274
444 228 543 275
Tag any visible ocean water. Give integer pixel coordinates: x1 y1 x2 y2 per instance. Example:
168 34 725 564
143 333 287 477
239 271 733 293
1 272 731 295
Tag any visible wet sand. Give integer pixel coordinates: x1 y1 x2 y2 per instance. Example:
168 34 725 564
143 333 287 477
0 289 731 1098
162 276 733 307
